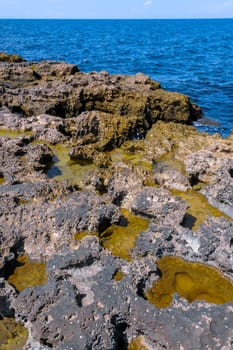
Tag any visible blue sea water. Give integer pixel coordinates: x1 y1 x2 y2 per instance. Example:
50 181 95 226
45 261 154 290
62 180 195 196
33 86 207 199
0 19 232 136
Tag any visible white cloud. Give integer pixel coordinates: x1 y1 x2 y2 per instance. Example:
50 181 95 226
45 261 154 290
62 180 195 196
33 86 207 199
144 0 153 7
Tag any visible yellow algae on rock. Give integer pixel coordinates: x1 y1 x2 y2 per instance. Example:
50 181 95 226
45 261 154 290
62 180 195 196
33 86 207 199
0 175 5 185
74 231 98 241
146 256 233 308
170 189 231 230
8 255 47 292
128 336 150 350
100 209 149 260
112 268 126 282
0 317 28 350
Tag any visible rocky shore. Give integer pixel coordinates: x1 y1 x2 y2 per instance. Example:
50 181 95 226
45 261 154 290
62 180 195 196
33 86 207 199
0 53 233 350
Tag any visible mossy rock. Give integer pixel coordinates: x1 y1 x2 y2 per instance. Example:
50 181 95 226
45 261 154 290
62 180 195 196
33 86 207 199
0 52 25 63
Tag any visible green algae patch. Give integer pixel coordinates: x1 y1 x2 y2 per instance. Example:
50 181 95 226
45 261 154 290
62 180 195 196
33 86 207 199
170 189 229 231
128 336 149 350
146 256 233 308
47 144 97 183
100 209 149 260
0 317 28 350
0 129 33 139
8 255 47 292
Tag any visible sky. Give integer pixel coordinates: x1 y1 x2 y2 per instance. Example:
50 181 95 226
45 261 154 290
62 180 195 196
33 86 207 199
0 0 233 19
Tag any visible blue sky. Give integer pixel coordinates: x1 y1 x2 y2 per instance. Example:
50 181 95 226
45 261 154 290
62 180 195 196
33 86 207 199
0 0 233 19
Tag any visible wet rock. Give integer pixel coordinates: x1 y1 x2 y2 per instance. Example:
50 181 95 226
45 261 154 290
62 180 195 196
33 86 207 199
69 144 96 163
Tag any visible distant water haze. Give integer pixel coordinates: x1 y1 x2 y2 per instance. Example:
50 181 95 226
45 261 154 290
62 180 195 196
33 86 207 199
0 19 232 136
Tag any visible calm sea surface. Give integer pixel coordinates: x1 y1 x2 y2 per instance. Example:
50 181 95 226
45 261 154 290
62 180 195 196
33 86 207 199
0 19 232 136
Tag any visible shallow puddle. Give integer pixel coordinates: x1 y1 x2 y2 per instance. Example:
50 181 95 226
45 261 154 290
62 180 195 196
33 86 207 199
170 189 229 230
0 129 33 138
100 209 149 260
0 318 28 350
110 148 153 170
146 256 233 308
47 144 97 183
8 255 47 292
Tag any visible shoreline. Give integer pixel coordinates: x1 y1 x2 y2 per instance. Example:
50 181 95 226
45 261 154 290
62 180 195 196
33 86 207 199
0 53 232 349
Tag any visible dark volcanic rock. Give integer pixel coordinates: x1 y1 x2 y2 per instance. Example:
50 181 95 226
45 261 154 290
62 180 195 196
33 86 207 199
201 181 233 219
13 237 233 350
129 186 188 225
0 135 53 184
0 187 121 262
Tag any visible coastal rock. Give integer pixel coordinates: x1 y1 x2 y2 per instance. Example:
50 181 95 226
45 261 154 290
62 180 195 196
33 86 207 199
201 181 233 219
184 142 233 185
12 237 233 350
197 217 233 274
0 52 25 63
0 59 202 151
0 135 53 184
126 186 188 225
13 238 130 349
107 162 145 206
153 161 190 191
0 189 121 262
0 55 233 350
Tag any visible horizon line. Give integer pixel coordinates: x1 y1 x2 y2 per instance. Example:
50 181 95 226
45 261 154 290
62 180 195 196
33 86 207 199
1 17 233 20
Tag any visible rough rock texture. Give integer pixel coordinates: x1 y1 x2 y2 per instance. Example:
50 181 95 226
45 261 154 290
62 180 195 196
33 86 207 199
0 135 54 184
0 52 26 63
0 187 121 262
0 55 232 350
125 186 188 225
13 238 233 350
0 59 202 150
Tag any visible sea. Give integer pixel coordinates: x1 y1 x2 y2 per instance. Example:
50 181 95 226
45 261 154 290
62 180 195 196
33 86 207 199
0 19 233 137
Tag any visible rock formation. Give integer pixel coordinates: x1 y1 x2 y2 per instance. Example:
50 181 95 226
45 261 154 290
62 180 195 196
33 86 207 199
0 53 232 349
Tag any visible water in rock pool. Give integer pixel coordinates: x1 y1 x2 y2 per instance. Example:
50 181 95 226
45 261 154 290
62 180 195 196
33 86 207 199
0 18 232 136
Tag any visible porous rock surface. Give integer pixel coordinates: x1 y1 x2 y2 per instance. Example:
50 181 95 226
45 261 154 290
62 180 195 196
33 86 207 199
0 54 232 349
